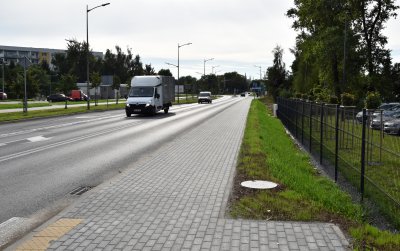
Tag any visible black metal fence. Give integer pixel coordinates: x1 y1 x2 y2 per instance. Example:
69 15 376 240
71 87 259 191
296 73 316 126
277 97 400 228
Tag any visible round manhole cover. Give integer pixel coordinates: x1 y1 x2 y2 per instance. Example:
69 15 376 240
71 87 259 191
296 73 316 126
240 180 278 189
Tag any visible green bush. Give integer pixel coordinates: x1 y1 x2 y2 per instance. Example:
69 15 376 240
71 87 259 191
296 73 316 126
365 91 382 109
329 95 339 104
341 92 355 106
279 89 292 98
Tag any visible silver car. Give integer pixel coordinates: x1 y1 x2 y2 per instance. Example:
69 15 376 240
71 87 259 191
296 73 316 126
371 111 400 130
384 118 400 135
198 91 212 104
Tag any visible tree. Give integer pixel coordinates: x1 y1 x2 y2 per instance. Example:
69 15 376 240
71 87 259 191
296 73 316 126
179 76 197 94
102 49 116 75
266 46 288 100
218 72 247 94
392 63 400 101
40 60 51 74
91 72 101 105
286 0 399 103
144 64 155 75
113 75 122 104
59 74 77 95
9 69 24 99
102 46 135 84
52 39 97 83
112 75 121 91
158 69 173 76
27 65 49 98
353 0 398 87
130 55 144 76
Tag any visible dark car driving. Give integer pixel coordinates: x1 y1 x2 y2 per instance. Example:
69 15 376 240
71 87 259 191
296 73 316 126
0 92 7 100
47 94 72 102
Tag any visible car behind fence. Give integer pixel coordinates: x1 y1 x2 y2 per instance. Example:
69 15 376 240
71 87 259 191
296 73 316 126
277 97 400 229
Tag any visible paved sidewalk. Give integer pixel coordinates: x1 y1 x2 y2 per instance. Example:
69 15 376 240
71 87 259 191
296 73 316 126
13 98 350 250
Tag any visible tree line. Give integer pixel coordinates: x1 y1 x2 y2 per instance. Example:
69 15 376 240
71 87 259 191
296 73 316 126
1 39 249 99
265 0 400 108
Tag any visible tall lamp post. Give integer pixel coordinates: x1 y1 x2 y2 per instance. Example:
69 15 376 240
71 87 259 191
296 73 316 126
203 58 214 76
86 2 110 110
22 56 32 113
1 57 4 94
177 42 192 104
211 65 220 74
254 65 262 80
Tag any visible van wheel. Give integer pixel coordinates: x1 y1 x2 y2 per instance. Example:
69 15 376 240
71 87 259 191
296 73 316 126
126 111 131 117
164 108 169 114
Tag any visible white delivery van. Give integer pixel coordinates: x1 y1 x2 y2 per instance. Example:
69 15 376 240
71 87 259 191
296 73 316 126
125 75 175 116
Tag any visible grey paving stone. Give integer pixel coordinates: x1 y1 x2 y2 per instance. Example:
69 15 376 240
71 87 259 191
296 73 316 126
45 99 350 251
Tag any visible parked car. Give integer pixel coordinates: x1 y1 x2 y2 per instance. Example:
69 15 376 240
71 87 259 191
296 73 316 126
47 94 73 102
198 91 212 104
356 102 400 123
0 92 7 100
384 118 400 135
69 90 89 101
370 111 400 130
240 92 246 97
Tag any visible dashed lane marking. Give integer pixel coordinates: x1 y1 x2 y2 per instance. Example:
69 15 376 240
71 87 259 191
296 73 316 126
26 136 51 143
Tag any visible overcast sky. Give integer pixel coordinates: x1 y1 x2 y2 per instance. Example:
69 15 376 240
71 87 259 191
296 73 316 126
1 0 399 79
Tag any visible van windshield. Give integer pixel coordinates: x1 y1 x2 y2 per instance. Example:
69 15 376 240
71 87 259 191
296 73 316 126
129 87 154 97
199 92 211 97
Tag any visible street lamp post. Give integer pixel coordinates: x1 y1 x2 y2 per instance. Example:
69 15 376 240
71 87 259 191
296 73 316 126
211 65 220 74
254 65 262 80
23 56 32 113
86 2 110 110
203 58 214 76
177 42 192 104
1 57 4 94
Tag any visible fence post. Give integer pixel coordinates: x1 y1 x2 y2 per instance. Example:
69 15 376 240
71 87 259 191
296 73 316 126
309 102 313 152
295 100 298 138
301 101 304 144
360 108 367 202
320 103 324 164
334 104 339 182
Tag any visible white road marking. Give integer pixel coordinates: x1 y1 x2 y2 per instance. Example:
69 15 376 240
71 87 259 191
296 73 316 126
27 136 51 142
75 116 92 119
0 114 122 138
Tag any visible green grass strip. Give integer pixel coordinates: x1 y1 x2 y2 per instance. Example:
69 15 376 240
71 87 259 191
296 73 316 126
0 103 125 122
0 103 51 109
229 98 400 250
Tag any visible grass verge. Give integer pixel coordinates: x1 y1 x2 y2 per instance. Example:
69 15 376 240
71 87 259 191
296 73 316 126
0 103 51 109
0 99 123 109
0 103 125 122
229 97 400 250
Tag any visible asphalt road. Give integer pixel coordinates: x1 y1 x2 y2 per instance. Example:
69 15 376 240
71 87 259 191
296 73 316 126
0 96 247 225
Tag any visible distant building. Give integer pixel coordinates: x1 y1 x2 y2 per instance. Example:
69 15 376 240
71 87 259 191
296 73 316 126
76 75 129 99
0 45 103 69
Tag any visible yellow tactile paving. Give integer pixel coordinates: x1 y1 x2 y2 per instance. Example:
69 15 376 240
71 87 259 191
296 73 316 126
15 218 83 251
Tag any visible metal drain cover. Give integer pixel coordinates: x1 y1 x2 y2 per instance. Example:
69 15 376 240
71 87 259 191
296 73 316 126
70 186 91 195
240 180 278 189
